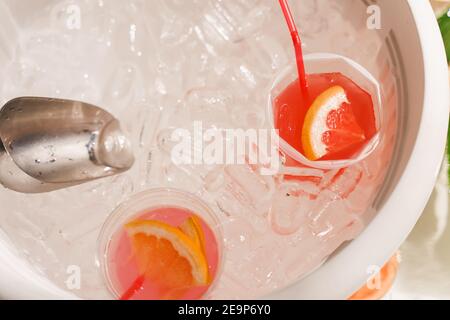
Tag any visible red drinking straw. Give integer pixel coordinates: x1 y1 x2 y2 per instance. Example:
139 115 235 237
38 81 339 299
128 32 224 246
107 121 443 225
278 0 308 94
120 274 146 300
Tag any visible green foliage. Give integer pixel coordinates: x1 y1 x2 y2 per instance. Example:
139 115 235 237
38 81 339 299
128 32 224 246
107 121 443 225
438 11 450 62
438 10 450 180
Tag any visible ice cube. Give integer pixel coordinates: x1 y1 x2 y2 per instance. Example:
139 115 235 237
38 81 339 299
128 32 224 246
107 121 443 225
199 0 266 44
224 164 275 213
0 2 19 62
243 34 288 78
102 63 139 111
321 165 364 199
269 183 314 235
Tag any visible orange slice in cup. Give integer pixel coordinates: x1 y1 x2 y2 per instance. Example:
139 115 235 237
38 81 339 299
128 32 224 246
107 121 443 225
125 220 210 290
302 86 366 161
180 216 206 254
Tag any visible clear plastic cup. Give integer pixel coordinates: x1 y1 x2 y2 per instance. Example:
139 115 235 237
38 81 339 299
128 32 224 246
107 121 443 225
97 188 223 300
267 53 382 171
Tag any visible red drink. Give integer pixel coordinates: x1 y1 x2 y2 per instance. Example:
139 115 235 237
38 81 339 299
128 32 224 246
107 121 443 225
104 206 220 300
274 73 377 161
276 0 377 163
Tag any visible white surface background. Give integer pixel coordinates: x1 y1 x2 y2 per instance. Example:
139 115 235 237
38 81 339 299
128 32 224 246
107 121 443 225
390 160 450 300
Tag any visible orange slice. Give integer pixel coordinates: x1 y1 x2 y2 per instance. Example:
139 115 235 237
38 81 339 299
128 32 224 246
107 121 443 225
125 220 210 290
179 216 206 254
302 86 366 161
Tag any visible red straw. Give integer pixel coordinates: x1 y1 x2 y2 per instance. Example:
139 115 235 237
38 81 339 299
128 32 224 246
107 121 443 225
120 274 146 300
278 0 308 94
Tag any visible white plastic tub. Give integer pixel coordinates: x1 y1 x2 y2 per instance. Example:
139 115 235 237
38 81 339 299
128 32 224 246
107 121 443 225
0 0 448 299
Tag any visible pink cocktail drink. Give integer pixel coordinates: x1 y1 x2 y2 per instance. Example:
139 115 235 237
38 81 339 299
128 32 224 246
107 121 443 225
99 190 221 300
107 207 219 300
276 0 378 168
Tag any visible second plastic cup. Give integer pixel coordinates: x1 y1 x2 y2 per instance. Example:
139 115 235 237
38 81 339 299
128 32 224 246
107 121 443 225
97 188 223 300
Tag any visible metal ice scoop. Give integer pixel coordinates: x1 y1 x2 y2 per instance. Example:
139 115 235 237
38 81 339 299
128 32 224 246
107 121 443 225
0 97 134 193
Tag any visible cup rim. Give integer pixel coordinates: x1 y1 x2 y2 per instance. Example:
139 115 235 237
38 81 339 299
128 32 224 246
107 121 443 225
267 52 382 170
96 187 224 300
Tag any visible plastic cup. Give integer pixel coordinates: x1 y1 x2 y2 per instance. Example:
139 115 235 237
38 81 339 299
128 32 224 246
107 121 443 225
267 52 382 171
97 188 223 300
